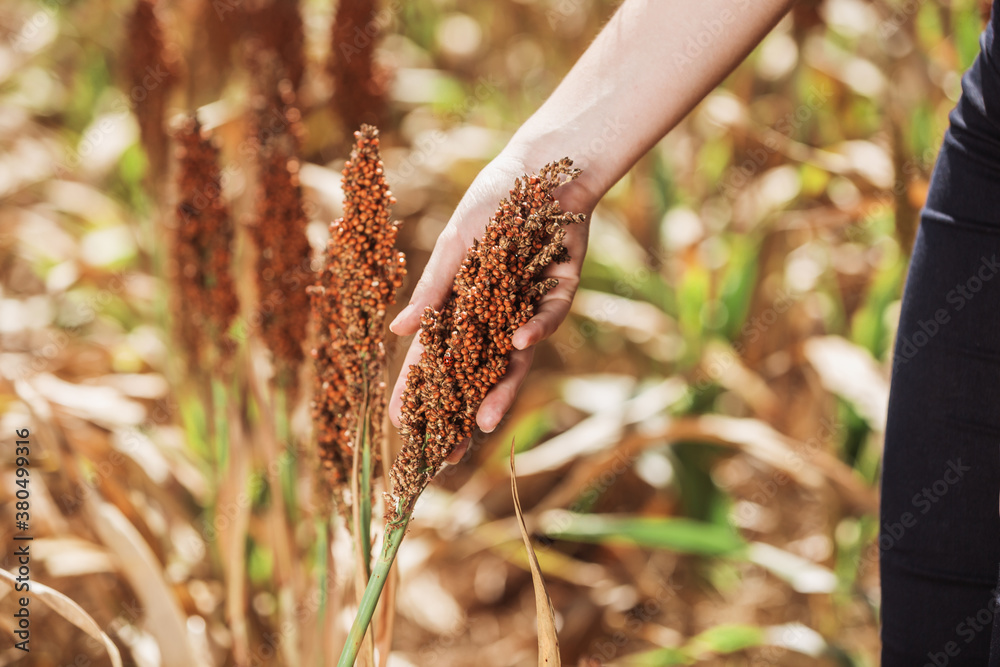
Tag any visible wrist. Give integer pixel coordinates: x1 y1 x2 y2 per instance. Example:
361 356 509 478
501 132 603 215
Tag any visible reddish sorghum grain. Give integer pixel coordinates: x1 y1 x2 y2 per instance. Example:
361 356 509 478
310 125 405 487
248 46 310 383
173 117 239 366
252 143 311 376
389 159 585 520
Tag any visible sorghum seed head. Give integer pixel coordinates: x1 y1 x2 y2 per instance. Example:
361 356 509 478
173 116 239 369
252 139 311 379
311 125 405 491
389 159 585 521
126 0 179 178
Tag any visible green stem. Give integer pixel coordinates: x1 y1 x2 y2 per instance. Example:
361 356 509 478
359 419 372 577
337 513 410 667
210 378 228 470
275 387 299 522
317 517 331 667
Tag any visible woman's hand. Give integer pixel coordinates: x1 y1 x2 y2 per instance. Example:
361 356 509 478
387 0 796 462
387 149 594 462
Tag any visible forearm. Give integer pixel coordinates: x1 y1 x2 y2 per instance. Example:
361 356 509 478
507 0 796 209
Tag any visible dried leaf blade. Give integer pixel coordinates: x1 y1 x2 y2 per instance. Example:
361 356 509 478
0 567 123 667
510 439 561 666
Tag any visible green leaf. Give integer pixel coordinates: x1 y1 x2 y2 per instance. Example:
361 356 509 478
687 624 764 655
617 624 763 665
618 646 692 666
539 513 747 556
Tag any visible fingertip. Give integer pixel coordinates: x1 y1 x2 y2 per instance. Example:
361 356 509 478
444 439 470 464
388 394 402 428
512 322 535 350
389 305 416 335
477 408 499 433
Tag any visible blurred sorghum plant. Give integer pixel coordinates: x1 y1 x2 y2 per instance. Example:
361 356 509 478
389 159 585 520
328 0 388 131
252 0 306 92
309 125 405 488
247 48 305 145
173 117 239 367
126 0 179 178
251 143 311 381
248 44 311 384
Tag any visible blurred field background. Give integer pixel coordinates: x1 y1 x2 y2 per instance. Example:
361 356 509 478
0 0 990 664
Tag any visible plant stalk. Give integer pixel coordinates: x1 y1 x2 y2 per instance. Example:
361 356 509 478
337 512 411 667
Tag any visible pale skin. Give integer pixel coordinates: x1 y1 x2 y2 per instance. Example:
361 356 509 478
389 0 798 462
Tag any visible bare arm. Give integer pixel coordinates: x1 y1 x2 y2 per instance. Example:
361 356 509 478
508 0 796 209
390 0 796 441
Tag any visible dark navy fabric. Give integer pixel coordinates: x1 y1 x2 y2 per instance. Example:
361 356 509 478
880 4 1000 665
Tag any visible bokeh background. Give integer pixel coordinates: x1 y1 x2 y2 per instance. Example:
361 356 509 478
0 0 990 664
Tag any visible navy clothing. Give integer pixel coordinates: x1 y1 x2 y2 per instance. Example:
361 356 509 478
880 3 1000 664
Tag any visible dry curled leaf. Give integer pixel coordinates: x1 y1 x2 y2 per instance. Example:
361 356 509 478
511 439 561 666
0 567 123 667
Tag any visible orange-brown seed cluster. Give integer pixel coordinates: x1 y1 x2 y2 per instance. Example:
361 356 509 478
249 47 309 381
126 0 179 178
310 125 405 487
389 159 585 520
252 145 311 374
173 117 240 367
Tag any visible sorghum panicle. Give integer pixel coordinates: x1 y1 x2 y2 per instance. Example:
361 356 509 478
126 0 179 178
247 49 305 146
252 143 311 376
389 159 585 520
247 38 310 382
202 0 304 98
174 117 240 366
328 0 387 131
252 0 306 92
310 125 405 487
